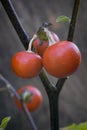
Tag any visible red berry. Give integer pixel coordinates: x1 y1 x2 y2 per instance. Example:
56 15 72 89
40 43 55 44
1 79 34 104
43 41 81 78
11 51 43 78
15 85 43 112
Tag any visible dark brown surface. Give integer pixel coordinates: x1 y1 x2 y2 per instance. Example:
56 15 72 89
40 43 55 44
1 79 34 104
0 0 87 130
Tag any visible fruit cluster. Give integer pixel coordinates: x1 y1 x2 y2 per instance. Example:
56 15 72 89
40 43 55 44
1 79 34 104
11 26 81 79
11 24 81 112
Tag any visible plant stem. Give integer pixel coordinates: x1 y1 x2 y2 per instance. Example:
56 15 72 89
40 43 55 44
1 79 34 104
48 91 59 130
39 69 54 93
67 0 80 41
0 0 30 50
56 77 68 94
0 74 38 130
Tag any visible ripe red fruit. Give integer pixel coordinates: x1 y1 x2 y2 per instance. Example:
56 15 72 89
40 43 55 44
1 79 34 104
33 39 49 57
11 51 43 78
15 85 43 112
43 41 81 78
33 32 59 57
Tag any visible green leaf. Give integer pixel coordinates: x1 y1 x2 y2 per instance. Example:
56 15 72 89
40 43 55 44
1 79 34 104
76 122 87 130
60 124 77 130
0 116 11 130
64 123 77 130
60 122 87 130
56 15 71 23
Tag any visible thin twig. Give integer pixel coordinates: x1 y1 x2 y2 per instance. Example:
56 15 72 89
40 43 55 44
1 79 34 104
0 74 38 130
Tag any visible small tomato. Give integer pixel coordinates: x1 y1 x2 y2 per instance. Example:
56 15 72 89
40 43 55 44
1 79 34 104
43 41 81 78
11 51 43 78
15 85 43 112
33 32 59 57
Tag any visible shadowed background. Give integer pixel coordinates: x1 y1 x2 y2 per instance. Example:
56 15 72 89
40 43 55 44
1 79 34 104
0 0 87 130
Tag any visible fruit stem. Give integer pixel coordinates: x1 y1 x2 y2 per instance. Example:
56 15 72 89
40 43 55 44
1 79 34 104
44 27 56 45
0 74 38 130
27 34 37 51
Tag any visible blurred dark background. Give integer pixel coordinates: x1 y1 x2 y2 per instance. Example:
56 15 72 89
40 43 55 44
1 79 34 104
0 0 87 130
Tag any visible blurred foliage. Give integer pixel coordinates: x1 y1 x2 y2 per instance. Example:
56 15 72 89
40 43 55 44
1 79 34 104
0 117 11 130
61 122 87 130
